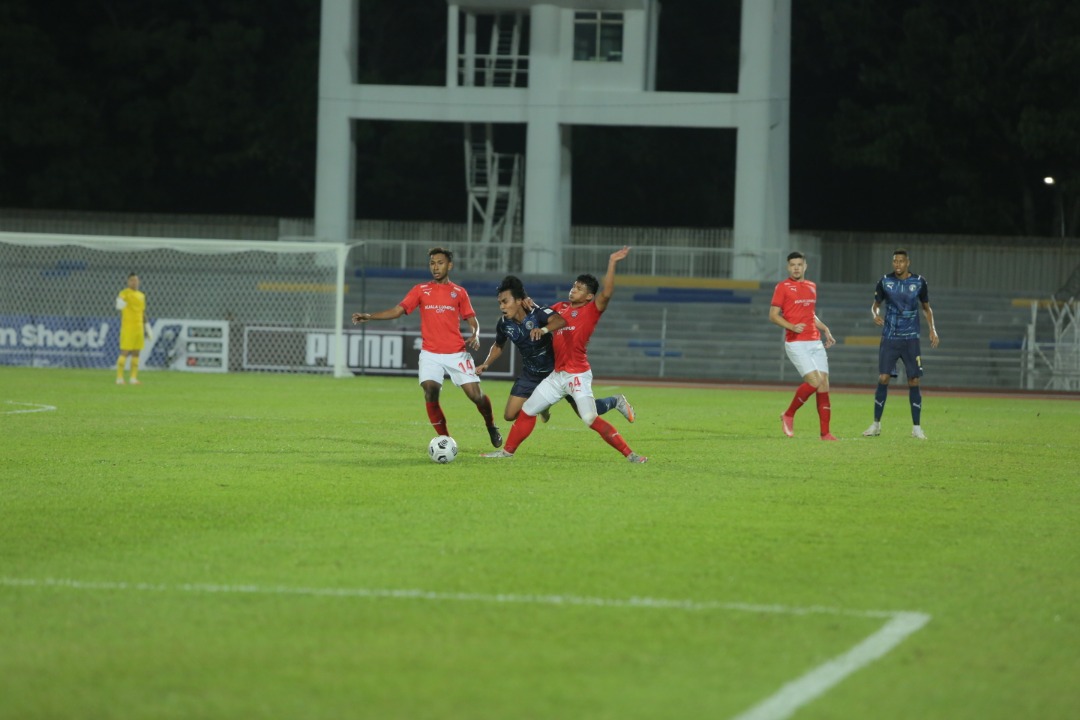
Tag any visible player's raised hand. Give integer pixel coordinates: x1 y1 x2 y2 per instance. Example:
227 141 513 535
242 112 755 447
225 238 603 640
610 245 631 263
352 312 370 324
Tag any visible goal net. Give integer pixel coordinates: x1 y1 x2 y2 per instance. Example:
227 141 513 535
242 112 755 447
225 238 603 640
0 232 355 377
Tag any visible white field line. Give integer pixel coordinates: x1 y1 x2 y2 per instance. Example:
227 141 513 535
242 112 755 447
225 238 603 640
732 610 931 720
1 576 930 718
1 401 57 415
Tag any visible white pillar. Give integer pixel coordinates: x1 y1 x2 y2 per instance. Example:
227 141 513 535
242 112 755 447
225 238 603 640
523 4 565 274
315 0 357 244
732 0 791 281
446 4 459 88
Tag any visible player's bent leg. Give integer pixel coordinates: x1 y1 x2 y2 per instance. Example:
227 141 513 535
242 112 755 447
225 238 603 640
504 395 527 422
782 382 815 435
593 396 617 416
500 412 538 454
461 381 501 446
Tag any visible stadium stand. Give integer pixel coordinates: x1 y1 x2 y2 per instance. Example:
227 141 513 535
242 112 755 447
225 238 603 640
346 270 1042 389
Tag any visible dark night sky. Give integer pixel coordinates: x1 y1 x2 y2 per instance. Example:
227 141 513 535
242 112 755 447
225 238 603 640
0 0 1075 237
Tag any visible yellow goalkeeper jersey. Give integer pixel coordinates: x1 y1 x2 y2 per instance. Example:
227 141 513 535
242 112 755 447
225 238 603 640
117 288 147 350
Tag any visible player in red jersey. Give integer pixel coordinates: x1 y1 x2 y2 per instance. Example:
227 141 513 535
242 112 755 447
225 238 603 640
482 246 647 463
352 247 502 447
769 251 838 441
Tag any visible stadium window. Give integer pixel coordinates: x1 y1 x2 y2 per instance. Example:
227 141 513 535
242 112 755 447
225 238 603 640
573 11 624 62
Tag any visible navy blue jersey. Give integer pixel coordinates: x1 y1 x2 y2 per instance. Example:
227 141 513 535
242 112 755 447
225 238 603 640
875 273 930 340
494 305 560 378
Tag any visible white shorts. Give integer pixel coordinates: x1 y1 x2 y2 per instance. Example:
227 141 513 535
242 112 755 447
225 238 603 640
522 369 597 426
785 340 830 378
418 350 480 387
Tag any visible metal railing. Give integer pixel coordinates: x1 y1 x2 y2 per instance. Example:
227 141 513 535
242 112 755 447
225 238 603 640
355 238 806 280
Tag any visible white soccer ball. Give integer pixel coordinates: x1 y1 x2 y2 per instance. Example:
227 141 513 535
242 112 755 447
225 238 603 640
428 435 458 464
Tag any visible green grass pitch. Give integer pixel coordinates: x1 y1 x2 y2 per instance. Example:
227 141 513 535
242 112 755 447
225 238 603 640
1 367 1078 719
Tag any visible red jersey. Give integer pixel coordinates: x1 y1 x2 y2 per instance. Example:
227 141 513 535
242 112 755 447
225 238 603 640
771 278 821 343
399 281 476 353
550 300 602 373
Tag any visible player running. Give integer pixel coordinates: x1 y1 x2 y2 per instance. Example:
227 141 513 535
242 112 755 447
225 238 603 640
352 246 502 448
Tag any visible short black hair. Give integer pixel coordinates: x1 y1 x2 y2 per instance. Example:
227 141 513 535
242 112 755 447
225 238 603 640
127 272 138 279
497 275 526 299
429 247 453 263
893 248 909 258
786 251 805 262
576 273 599 295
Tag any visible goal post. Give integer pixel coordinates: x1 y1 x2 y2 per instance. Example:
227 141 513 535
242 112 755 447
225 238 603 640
0 231 357 378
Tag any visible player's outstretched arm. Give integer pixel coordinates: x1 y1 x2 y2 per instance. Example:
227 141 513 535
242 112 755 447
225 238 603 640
596 245 630 312
352 306 406 324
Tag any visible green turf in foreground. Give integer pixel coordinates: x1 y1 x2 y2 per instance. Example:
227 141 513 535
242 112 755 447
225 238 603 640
1 367 1078 719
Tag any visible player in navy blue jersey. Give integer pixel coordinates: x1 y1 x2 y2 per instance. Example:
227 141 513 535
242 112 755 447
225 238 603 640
863 249 940 440
476 275 635 425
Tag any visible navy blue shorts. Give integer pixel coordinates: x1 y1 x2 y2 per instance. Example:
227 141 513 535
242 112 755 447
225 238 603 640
878 338 923 379
510 372 548 399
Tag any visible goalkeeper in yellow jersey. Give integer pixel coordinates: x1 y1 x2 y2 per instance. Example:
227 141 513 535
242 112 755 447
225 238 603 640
115 273 150 385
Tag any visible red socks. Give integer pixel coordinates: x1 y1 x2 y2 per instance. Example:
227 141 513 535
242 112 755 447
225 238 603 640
816 392 831 436
425 402 448 436
504 413 537 453
785 383 816 416
589 417 631 456
786 384 831 436
505 415 629 457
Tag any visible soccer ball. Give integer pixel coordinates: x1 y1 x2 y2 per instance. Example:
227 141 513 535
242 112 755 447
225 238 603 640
428 435 458 464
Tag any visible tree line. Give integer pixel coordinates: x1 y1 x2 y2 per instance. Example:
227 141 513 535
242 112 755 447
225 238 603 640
0 0 1076 236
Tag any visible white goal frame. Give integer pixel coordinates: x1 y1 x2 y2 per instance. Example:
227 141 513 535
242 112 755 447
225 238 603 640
0 231 355 378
